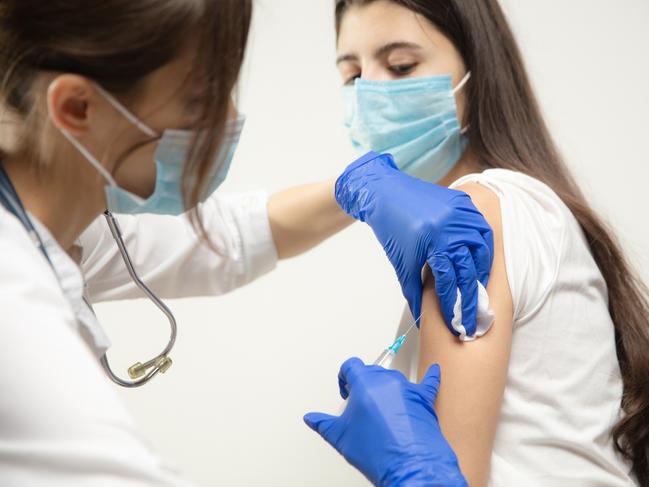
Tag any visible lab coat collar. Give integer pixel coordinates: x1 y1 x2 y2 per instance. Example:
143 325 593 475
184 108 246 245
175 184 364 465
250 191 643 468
29 213 112 358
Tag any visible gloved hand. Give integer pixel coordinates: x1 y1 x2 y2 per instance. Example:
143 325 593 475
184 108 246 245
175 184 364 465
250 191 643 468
304 358 467 487
335 151 493 336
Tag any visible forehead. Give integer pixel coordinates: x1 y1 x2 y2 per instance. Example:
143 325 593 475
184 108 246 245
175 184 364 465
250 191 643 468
150 37 203 90
134 36 206 113
337 1 439 52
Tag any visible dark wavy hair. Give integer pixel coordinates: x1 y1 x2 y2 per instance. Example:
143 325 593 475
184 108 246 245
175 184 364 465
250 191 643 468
0 0 252 240
336 0 649 483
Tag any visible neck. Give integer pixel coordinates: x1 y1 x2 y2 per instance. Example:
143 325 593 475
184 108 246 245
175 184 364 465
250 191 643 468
437 148 481 188
2 153 105 250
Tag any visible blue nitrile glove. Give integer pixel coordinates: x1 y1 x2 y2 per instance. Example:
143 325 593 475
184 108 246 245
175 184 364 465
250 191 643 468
304 358 467 487
335 151 494 336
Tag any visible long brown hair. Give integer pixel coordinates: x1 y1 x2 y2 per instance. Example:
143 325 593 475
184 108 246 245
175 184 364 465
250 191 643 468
0 0 252 238
336 0 649 483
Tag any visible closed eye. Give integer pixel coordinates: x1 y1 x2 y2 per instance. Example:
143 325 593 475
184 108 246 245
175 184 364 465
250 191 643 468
344 73 361 86
389 63 417 76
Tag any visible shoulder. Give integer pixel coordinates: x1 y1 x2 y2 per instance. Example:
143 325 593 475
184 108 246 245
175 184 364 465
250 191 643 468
454 180 503 233
0 209 63 293
451 168 570 227
451 169 572 321
0 209 77 335
452 168 565 210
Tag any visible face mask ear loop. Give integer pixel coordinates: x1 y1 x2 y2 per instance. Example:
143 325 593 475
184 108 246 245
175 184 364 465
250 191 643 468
452 71 471 134
92 83 158 139
452 71 471 95
59 127 119 187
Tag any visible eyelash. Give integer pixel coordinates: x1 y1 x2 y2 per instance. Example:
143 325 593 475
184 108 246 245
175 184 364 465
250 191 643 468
344 63 418 85
345 74 360 86
389 63 417 76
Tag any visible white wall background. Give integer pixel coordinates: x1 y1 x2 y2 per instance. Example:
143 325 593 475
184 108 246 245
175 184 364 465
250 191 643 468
94 1 649 485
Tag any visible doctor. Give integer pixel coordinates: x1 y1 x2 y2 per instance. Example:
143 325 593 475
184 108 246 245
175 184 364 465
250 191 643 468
0 1 491 486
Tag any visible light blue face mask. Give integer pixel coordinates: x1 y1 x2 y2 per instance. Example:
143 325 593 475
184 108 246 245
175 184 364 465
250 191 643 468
343 72 470 183
59 84 245 215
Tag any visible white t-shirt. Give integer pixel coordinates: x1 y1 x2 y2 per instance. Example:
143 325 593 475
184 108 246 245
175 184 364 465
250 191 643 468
0 192 277 486
392 169 637 486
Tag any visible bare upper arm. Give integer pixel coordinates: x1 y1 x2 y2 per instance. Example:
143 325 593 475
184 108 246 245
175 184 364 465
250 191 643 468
417 182 514 487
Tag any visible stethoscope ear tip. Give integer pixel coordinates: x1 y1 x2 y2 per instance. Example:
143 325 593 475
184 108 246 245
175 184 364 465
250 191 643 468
128 356 173 380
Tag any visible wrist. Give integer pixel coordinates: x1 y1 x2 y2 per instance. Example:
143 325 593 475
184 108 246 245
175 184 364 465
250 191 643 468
334 170 373 222
380 457 468 487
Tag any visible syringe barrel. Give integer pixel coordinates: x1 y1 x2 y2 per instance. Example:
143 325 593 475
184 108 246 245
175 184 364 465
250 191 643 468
373 349 395 368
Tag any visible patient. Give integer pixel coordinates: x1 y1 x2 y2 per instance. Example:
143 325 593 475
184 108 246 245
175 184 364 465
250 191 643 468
334 1 648 486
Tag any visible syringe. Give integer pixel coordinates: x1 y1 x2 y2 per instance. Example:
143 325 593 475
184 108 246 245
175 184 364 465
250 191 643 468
339 315 421 409
372 315 420 368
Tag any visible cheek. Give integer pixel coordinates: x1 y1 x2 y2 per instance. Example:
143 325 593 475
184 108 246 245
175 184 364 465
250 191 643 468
112 142 158 197
410 50 457 77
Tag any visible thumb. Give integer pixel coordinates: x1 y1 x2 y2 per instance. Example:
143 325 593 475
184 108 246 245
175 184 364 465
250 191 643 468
418 363 442 405
303 412 339 446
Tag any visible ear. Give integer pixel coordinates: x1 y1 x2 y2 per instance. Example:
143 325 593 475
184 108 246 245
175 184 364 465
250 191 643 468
46 74 96 137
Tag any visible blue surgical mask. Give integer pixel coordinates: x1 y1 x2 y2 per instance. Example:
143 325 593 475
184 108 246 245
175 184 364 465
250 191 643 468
59 84 245 215
343 72 470 183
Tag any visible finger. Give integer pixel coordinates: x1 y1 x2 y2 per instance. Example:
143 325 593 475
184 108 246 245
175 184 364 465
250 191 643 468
429 254 458 334
478 225 495 286
418 363 442 405
303 412 339 446
456 194 492 233
471 237 492 288
452 247 479 337
338 357 365 400
481 224 495 262
399 271 423 326
338 376 350 400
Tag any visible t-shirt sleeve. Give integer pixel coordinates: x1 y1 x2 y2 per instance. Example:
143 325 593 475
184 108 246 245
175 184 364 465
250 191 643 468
450 169 568 324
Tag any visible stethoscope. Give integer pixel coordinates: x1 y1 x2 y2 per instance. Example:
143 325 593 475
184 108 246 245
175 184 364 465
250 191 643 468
0 165 176 388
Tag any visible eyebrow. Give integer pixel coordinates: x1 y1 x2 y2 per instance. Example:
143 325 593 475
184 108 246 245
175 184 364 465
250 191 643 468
336 41 423 65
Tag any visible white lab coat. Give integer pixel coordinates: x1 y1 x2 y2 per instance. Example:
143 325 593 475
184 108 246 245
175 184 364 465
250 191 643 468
0 192 277 486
